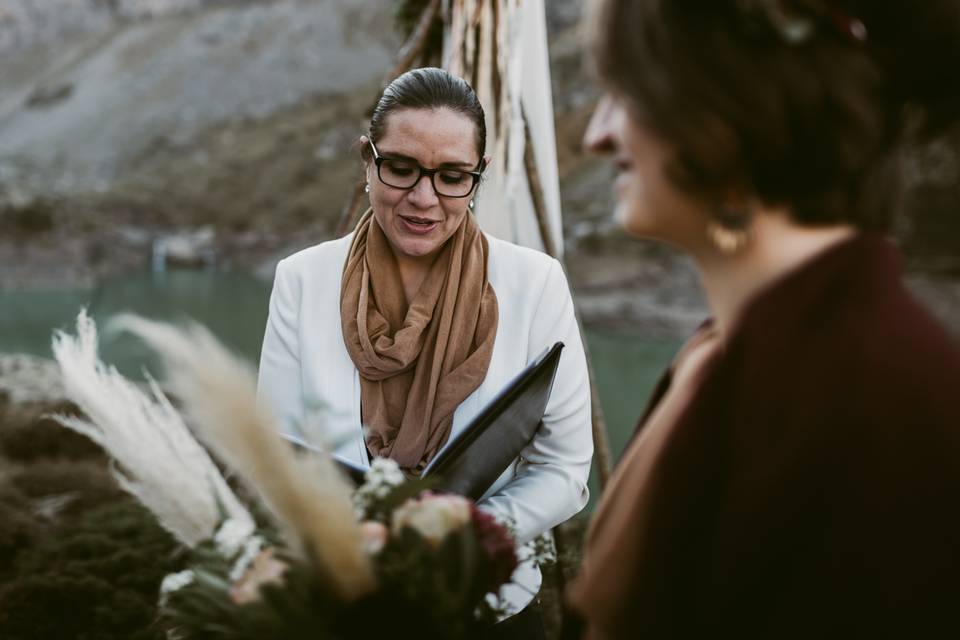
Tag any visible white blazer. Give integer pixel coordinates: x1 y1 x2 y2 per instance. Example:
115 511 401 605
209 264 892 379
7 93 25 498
257 231 593 613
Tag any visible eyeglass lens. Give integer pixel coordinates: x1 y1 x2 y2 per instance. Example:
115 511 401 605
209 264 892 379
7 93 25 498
378 159 475 197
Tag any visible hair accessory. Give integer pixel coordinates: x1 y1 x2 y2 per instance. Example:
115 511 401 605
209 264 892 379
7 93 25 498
740 0 867 45
364 183 371 194
829 9 867 43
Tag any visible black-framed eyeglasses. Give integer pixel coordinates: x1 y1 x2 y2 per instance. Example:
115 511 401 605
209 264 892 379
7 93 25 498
368 139 483 198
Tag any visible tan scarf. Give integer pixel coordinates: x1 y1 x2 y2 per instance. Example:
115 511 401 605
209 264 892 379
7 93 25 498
340 209 498 472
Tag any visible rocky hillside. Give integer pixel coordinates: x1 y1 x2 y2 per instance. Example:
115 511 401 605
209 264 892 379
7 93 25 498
1 0 959 335
0 0 398 286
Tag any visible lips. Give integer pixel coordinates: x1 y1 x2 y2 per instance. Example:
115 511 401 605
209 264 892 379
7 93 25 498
398 214 440 235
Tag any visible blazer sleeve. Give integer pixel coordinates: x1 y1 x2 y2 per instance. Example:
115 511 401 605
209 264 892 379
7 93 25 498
479 259 593 543
257 258 304 436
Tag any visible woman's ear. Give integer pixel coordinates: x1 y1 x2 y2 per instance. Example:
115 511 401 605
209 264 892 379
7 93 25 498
481 155 493 172
359 135 375 182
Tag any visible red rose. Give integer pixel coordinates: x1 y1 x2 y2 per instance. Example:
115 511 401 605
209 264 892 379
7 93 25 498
470 506 519 592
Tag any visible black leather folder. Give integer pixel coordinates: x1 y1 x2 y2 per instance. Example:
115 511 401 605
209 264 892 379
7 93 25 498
283 342 564 501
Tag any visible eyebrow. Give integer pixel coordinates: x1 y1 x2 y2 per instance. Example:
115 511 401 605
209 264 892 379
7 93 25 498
378 149 478 170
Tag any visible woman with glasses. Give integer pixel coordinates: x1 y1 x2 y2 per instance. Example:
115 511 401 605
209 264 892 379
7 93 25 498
257 67 592 637
565 1 960 637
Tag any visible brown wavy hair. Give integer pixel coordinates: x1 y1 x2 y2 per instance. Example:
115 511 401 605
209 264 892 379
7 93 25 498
589 0 960 231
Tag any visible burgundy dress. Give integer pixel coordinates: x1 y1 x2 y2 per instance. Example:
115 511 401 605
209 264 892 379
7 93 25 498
567 234 960 638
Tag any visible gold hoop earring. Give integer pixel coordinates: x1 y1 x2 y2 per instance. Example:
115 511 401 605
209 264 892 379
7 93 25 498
707 202 753 254
707 221 752 254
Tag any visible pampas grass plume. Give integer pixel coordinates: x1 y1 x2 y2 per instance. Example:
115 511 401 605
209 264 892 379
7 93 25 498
111 314 375 602
51 310 253 547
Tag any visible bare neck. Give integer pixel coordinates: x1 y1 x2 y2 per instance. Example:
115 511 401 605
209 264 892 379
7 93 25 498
395 252 438 304
692 211 857 336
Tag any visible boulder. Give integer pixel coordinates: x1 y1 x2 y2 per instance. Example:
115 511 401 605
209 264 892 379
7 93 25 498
153 226 215 269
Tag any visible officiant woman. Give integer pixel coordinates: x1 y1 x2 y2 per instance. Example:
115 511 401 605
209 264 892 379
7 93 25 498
566 0 960 637
258 67 592 637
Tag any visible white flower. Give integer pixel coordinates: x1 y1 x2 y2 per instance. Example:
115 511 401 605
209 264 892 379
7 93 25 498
366 458 406 487
391 494 472 547
229 535 267 582
214 517 256 559
354 457 408 515
518 532 557 566
159 569 195 605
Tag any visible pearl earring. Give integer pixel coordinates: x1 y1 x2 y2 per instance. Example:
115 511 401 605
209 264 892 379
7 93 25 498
364 183 370 194
468 199 475 209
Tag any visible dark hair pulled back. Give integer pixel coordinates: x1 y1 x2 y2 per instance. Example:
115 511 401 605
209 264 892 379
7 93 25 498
364 67 487 165
591 0 960 231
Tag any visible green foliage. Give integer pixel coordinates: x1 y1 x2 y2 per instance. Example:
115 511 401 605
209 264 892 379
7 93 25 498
361 475 438 524
372 526 491 637
162 474 517 640
0 574 159 640
163 541 348 640
12 459 123 515
0 453 182 639
0 483 39 580
163 528 495 640
0 403 104 462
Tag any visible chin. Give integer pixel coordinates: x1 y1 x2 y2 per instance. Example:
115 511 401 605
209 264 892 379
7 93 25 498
615 203 653 238
396 238 441 260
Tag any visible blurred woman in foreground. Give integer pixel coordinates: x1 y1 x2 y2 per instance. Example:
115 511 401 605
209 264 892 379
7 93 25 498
567 0 960 636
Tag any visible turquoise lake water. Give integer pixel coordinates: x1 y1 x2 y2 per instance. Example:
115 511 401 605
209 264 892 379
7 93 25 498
0 269 681 505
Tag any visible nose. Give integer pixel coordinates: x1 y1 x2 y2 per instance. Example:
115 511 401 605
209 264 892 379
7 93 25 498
406 172 440 209
583 93 618 156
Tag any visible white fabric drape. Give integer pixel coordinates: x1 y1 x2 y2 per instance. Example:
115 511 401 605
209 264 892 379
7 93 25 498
442 0 564 256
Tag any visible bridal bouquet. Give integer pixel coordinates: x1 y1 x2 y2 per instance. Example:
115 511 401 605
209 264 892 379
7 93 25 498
158 466 520 639
51 312 539 640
